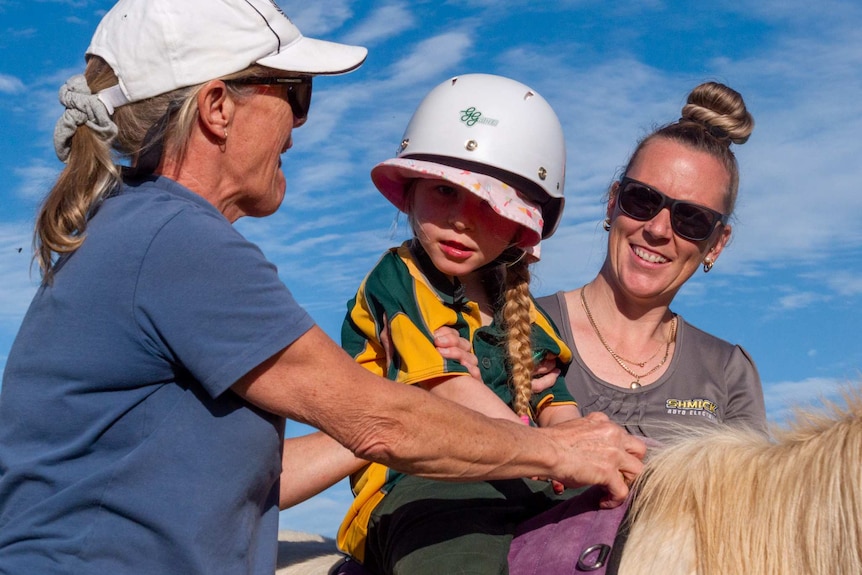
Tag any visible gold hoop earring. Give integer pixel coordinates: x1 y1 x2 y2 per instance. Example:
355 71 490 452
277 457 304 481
703 257 714 273
602 217 611 232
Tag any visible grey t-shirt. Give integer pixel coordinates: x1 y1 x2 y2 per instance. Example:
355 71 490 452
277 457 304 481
537 291 766 440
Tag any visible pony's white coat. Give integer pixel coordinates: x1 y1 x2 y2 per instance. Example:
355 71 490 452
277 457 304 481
620 393 862 575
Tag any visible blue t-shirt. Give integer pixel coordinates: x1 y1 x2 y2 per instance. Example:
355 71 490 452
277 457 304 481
0 177 315 574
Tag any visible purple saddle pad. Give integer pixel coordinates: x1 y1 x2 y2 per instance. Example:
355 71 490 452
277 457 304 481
508 485 629 575
329 557 373 575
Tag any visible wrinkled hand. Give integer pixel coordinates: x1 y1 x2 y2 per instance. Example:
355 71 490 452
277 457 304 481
539 411 645 507
433 327 481 381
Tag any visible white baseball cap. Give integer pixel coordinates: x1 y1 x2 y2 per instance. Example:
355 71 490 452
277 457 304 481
87 0 368 110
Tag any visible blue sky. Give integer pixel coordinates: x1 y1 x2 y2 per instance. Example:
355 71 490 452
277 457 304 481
2 0 861 537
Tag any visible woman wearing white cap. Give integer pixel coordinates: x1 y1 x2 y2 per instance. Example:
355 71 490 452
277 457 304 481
0 2 644 574
335 74 584 574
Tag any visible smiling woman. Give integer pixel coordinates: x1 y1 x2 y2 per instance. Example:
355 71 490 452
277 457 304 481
537 81 766 441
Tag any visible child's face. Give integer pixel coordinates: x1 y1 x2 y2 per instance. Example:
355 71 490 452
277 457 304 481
411 178 521 279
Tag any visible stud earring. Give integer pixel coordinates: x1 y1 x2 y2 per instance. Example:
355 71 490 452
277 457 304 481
702 257 714 273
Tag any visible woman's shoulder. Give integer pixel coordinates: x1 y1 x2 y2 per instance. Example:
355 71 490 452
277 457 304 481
676 316 756 371
535 291 566 321
677 316 737 349
535 290 565 306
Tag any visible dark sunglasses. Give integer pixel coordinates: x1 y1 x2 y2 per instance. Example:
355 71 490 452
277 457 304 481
229 76 313 126
616 176 729 242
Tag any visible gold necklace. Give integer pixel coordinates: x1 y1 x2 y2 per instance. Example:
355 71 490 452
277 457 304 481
598 329 662 368
580 286 677 389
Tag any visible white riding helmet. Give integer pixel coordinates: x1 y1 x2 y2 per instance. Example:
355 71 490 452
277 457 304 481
380 73 566 238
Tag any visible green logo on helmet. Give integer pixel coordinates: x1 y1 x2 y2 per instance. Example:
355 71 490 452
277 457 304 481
460 107 499 127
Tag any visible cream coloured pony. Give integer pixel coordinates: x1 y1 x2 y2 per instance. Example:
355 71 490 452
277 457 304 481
619 392 862 575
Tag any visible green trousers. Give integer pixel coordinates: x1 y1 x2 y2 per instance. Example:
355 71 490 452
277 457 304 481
362 476 584 575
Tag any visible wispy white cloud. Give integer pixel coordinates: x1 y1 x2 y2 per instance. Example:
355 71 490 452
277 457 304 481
774 291 826 311
342 3 415 46
280 0 356 37
2 27 37 39
386 32 473 87
33 0 90 6
0 74 25 94
0 224 39 321
14 161 59 201
762 376 856 423
823 270 862 297
739 0 862 29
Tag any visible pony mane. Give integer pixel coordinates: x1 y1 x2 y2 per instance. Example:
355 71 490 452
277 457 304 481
619 390 862 575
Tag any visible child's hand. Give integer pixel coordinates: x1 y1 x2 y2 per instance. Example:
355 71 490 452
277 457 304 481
529 476 566 494
433 327 480 380
531 353 560 394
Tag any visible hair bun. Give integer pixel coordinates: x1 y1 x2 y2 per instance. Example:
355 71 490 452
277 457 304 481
680 81 754 145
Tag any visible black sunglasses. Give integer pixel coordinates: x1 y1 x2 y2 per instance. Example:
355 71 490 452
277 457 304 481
616 176 729 242
228 76 313 126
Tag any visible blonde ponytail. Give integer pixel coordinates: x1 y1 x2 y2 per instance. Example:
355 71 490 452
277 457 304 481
35 59 122 281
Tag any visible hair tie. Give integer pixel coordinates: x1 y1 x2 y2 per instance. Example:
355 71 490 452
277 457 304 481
678 116 730 142
707 124 729 140
53 74 119 162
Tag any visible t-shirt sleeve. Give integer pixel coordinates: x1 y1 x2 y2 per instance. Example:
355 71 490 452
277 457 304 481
530 310 577 412
341 278 388 378
723 345 767 431
133 208 315 398
342 252 469 385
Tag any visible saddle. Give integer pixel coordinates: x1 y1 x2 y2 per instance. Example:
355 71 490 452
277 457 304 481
508 485 630 575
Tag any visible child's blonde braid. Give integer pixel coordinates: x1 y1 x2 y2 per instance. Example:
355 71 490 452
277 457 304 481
500 258 535 420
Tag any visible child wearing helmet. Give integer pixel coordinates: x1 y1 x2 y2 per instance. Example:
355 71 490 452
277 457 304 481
337 74 581 574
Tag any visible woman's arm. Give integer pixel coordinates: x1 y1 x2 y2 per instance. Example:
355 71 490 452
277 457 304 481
279 326 489 509
280 432 365 509
233 325 646 503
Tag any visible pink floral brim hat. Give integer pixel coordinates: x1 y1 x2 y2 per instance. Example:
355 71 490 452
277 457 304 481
371 158 544 249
